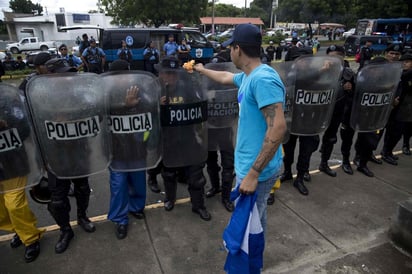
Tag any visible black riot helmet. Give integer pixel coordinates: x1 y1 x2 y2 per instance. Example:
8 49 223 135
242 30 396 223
29 176 51 204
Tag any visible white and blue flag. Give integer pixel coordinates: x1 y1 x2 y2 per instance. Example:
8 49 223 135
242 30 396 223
223 186 265 274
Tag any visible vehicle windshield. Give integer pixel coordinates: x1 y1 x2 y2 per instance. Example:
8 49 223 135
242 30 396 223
184 31 208 47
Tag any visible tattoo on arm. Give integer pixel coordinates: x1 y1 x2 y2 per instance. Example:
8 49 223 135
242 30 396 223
251 103 284 174
262 104 278 127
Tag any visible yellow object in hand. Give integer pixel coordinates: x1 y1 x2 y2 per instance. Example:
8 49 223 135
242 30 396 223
183 60 195 73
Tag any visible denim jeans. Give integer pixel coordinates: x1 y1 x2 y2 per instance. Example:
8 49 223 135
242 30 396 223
235 173 278 233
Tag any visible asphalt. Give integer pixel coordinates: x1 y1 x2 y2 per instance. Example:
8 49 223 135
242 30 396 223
0 148 412 274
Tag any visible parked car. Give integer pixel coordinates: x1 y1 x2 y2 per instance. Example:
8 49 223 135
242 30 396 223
343 35 393 56
342 28 355 39
218 28 234 38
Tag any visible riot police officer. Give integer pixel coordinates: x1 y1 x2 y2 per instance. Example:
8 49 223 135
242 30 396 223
280 46 317 196
157 56 211 221
352 57 402 177
265 41 276 62
318 45 355 177
42 58 97 253
381 52 412 163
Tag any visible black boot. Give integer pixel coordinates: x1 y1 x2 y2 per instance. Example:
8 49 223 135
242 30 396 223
293 176 308 196
357 158 374 177
341 155 353 175
369 153 382 165
162 169 177 211
279 170 293 182
24 241 40 263
319 161 337 177
75 181 95 233
10 234 22 248
55 227 74 254
380 151 398 165
77 215 96 233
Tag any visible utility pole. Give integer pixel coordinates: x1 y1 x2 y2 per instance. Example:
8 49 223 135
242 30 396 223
244 0 247 17
212 0 215 34
271 0 278 29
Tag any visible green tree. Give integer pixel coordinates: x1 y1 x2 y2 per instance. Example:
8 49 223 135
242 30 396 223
205 3 243 17
101 0 208 27
9 0 43 15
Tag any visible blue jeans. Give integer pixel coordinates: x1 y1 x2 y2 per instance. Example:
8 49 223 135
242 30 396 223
108 170 146 225
235 174 278 232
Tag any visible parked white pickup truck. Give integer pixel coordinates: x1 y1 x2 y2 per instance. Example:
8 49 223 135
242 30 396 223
6 37 57 54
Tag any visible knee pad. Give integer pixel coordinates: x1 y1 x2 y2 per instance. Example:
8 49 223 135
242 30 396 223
48 199 69 216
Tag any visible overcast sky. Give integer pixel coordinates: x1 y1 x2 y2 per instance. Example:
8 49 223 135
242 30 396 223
1 0 249 14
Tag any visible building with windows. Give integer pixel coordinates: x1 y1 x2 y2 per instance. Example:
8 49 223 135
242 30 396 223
3 10 115 47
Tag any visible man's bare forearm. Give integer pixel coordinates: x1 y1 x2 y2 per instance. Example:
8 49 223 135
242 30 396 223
251 103 286 173
194 64 234 85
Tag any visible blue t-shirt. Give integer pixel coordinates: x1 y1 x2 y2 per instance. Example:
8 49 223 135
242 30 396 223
233 64 285 181
164 41 178 56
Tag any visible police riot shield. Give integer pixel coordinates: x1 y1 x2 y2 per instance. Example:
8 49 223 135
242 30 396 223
203 62 239 151
102 71 162 172
271 61 295 143
350 62 402 131
0 84 43 193
158 67 208 168
26 73 110 178
284 55 343 135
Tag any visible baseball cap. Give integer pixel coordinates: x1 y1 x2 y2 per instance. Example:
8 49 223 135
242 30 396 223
222 24 262 47
45 58 77 73
33 52 51 66
326 45 345 55
90 37 96 43
400 53 412 61
385 43 403 53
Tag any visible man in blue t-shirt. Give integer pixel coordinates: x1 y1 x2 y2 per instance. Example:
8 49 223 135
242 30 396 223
194 24 286 232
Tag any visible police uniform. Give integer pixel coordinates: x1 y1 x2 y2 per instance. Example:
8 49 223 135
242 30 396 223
81 38 106 74
157 56 211 221
358 42 373 70
204 58 235 212
353 57 394 177
39 58 96 254
265 42 276 62
381 52 412 162
143 42 160 76
319 45 355 176
58 44 82 69
281 45 317 196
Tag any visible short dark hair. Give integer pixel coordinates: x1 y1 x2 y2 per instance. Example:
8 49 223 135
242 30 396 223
234 43 261 58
